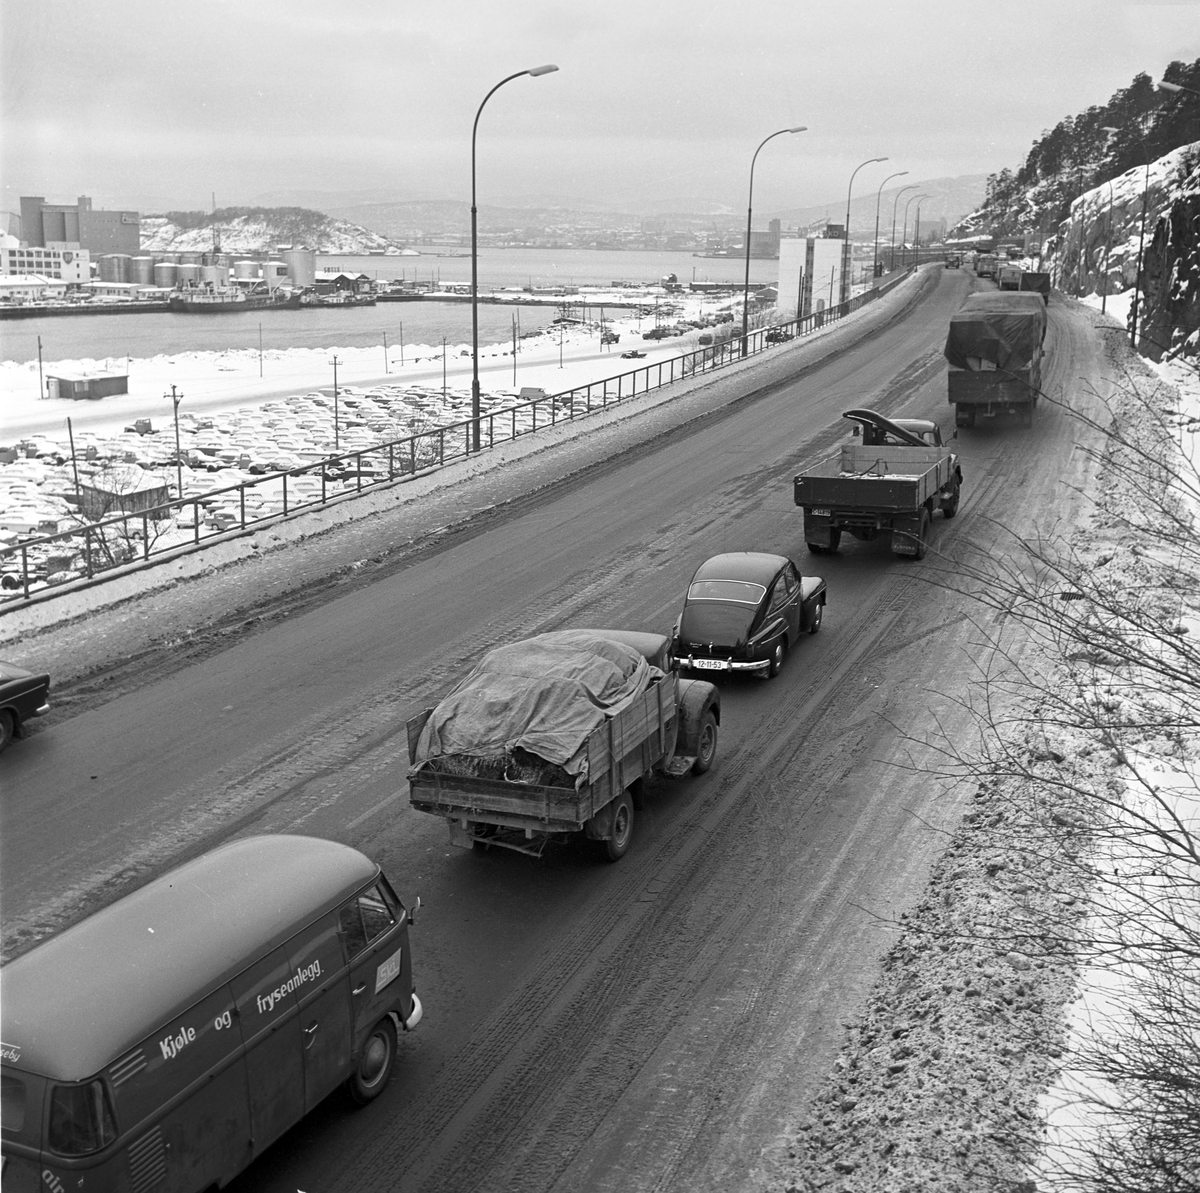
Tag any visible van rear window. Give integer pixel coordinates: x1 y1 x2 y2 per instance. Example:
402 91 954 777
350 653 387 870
1 1075 25 1132
48 1079 117 1156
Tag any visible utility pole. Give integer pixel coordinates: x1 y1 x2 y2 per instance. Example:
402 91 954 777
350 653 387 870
399 321 404 367
383 331 389 374
166 385 183 498
37 335 45 399
66 417 82 505
258 323 263 377
442 338 447 399
329 356 341 451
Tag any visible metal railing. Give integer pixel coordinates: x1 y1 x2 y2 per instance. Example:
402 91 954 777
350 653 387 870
1 268 917 605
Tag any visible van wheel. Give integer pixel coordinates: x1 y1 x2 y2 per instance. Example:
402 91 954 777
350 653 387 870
603 792 635 862
349 1018 396 1105
691 711 718 774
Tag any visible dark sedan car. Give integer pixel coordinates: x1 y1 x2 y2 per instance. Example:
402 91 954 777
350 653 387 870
0 660 51 751
672 552 826 679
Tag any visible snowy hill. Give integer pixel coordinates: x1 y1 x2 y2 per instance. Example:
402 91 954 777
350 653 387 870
140 206 408 254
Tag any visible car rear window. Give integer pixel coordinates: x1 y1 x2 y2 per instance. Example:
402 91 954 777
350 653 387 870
687 580 764 605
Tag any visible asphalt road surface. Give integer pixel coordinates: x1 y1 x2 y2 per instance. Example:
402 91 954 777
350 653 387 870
1 269 1111 1192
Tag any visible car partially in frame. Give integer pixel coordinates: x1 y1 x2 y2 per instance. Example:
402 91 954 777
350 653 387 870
672 552 826 679
0 659 50 751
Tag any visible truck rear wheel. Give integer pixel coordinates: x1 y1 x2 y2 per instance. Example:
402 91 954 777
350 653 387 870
603 792 635 862
914 509 931 560
691 711 718 774
943 481 961 518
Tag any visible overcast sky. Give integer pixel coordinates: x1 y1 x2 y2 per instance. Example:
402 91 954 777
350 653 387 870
3 0 1198 218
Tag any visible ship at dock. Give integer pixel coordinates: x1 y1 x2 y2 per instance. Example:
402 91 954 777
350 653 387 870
168 285 303 314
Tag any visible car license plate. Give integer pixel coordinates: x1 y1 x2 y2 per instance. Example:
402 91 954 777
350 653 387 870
811 508 831 518
691 658 725 671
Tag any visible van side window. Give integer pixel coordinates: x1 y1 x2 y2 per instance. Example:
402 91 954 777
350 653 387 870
48 1079 117 1156
1 1074 26 1132
339 885 397 959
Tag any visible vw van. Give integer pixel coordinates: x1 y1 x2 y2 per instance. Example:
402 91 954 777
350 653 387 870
0 835 422 1192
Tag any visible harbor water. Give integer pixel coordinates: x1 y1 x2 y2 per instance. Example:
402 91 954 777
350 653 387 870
0 248 778 365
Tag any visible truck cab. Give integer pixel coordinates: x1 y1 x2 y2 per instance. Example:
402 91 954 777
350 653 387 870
855 417 944 448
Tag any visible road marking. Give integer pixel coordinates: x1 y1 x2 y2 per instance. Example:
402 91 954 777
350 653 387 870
346 789 404 829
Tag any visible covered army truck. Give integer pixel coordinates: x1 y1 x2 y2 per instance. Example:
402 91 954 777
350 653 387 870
406 630 719 861
944 291 1048 428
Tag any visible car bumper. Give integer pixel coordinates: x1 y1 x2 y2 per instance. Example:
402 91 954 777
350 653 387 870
680 655 769 674
32 702 50 717
403 992 424 1031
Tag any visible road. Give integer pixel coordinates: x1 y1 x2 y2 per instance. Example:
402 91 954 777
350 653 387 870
1 269 1110 1191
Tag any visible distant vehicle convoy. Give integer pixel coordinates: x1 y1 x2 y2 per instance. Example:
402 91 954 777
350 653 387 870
674 552 826 678
0 836 422 1193
407 630 720 861
944 291 1048 427
794 410 962 560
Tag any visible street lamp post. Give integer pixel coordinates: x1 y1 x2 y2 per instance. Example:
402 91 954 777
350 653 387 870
872 170 908 283
742 126 806 356
471 64 558 451
842 157 887 302
901 194 928 269
913 199 927 267
889 184 918 271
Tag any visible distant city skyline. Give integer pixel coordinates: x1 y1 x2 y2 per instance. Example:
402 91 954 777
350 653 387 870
3 0 1198 221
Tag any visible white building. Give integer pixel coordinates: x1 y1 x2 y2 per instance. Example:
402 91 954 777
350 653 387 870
777 237 846 319
0 274 69 302
1 241 91 283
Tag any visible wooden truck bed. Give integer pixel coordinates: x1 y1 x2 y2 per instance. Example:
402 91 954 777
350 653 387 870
407 672 678 832
794 444 952 513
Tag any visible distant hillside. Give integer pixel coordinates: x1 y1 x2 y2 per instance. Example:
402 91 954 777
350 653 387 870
951 58 1200 239
140 206 409 254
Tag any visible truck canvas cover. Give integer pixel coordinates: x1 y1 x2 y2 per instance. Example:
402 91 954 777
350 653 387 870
944 292 1047 372
412 631 658 779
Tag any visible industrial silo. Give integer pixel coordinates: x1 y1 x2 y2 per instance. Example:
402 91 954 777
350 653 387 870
154 261 179 288
200 264 228 287
233 260 259 280
177 263 201 284
131 256 156 284
99 254 132 282
281 248 316 287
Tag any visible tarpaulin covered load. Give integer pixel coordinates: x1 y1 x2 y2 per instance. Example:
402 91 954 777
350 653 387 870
412 630 659 779
944 291 1048 371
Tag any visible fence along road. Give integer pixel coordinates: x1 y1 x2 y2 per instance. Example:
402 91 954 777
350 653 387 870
1 271 914 605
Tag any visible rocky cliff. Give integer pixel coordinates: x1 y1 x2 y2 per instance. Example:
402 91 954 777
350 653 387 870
1053 143 1199 360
